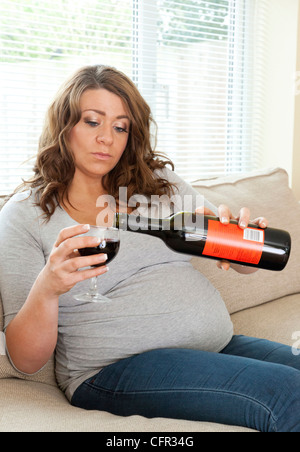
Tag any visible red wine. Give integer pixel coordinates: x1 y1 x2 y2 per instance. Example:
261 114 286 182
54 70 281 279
79 239 120 268
114 212 291 271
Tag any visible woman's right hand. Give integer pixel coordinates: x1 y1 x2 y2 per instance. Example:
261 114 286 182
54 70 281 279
37 224 108 297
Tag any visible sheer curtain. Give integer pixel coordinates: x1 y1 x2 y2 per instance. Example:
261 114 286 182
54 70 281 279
0 0 268 194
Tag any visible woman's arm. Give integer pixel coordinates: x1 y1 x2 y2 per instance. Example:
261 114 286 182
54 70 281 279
5 277 59 374
4 224 108 375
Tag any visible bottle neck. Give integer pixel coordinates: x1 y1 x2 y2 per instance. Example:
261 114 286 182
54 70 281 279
114 212 170 237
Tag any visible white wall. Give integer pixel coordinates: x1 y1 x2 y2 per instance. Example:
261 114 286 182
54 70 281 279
292 2 300 199
260 0 299 185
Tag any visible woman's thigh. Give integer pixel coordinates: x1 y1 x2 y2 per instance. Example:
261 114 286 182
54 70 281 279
221 335 300 371
71 341 300 432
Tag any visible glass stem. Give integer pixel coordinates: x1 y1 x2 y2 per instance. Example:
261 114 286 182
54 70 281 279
89 276 98 297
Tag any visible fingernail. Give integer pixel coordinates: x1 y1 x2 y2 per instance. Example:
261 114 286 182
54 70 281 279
240 221 247 229
82 224 90 231
221 217 229 224
92 237 101 244
99 254 108 261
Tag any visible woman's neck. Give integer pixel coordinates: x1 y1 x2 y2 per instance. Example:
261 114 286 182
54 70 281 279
62 171 134 225
70 177 106 204
63 172 108 225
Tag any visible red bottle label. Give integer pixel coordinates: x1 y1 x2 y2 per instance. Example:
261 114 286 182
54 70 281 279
203 220 265 265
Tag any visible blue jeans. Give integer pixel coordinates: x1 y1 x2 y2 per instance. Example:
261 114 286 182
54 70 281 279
71 336 300 432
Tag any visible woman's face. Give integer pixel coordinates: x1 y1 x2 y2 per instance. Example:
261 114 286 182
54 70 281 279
69 88 130 181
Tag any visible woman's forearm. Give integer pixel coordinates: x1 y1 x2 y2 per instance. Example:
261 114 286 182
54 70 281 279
230 263 259 274
5 275 59 375
4 224 109 375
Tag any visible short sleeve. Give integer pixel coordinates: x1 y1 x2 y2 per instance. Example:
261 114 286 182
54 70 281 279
0 192 46 330
155 166 218 215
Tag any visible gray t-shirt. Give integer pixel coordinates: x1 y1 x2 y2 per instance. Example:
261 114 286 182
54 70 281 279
0 168 233 401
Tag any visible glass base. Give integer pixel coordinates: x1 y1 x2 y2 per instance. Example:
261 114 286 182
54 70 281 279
74 292 110 303
74 276 110 303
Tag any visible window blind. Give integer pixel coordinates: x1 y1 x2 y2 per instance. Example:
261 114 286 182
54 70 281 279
134 0 269 183
0 0 134 195
0 0 268 194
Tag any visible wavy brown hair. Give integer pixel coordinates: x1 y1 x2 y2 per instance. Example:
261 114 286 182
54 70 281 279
15 65 175 219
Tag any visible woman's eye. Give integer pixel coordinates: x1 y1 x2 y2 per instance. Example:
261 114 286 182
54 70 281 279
84 120 99 127
114 126 128 134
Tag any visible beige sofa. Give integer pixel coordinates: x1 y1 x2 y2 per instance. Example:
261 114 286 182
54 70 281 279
0 167 299 432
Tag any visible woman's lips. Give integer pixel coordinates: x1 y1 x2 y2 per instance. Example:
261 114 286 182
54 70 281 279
92 153 112 161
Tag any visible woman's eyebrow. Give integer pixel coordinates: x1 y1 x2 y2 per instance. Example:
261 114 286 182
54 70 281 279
82 109 130 120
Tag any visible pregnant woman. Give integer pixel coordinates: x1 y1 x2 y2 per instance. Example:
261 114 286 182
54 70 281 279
0 65 299 432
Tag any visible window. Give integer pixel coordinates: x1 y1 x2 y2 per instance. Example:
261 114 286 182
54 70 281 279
0 0 267 195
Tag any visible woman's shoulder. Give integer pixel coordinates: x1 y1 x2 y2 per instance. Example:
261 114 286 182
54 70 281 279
154 165 176 180
0 189 41 225
2 189 37 210
154 166 197 196
154 166 218 214
154 165 184 187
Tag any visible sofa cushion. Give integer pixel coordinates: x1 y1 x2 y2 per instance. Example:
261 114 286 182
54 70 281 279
0 354 57 387
0 379 254 432
191 168 300 314
232 293 300 348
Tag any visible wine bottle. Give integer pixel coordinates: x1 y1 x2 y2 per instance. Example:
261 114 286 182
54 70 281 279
114 212 291 271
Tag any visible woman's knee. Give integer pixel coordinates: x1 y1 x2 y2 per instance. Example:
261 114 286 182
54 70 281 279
270 368 300 432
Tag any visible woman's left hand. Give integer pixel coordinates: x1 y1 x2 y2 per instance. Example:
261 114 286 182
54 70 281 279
195 205 269 273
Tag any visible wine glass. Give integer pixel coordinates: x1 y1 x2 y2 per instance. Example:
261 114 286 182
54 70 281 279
74 226 120 303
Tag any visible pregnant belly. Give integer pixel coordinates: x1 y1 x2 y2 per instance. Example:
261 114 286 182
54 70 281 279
58 263 233 374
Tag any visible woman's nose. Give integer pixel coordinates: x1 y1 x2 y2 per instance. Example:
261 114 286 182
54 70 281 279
96 125 113 146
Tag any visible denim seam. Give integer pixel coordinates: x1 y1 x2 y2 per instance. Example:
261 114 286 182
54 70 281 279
260 345 288 362
83 382 278 431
